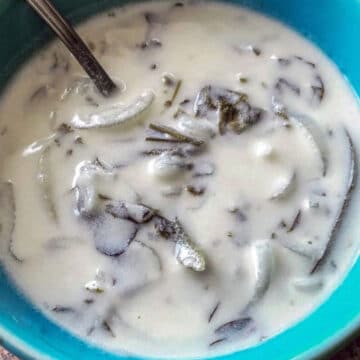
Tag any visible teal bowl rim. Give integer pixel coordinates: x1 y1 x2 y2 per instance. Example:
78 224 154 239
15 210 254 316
0 0 359 359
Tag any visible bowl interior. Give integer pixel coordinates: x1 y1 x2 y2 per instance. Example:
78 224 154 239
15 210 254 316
0 0 359 359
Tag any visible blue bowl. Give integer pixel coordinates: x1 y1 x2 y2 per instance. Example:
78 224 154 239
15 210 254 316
0 0 359 359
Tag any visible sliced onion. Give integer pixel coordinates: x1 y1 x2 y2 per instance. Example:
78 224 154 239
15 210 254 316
71 90 155 129
292 276 324 293
311 129 356 273
269 171 296 200
290 114 328 176
251 240 273 303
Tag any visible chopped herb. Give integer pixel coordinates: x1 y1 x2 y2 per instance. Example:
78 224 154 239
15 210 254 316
85 96 99 107
102 320 116 337
66 149 73 157
98 193 112 201
84 299 95 305
179 99 190 106
57 123 73 135
74 136 84 145
226 231 233 238
275 78 301 95
0 126 7 136
162 73 176 86
294 55 316 68
208 301 221 323
252 46 261 56
51 306 75 313
229 208 247 222
138 38 162 49
49 51 70 72
209 338 227 347
218 101 237 135
271 232 277 239
29 85 48 102
154 216 177 239
277 57 291 66
173 1 184 7
150 63 158 70
145 136 184 143
239 77 249 83
87 326 95 336
279 220 287 228
185 184 205 196
287 210 301 232
85 280 105 293
311 74 325 102
149 123 204 146
164 80 182 107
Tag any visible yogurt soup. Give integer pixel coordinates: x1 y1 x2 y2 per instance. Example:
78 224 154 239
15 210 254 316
0 1 359 357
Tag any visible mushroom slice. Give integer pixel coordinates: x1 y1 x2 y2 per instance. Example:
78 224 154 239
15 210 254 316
250 240 273 304
72 160 113 216
71 90 155 129
106 201 155 224
93 213 138 257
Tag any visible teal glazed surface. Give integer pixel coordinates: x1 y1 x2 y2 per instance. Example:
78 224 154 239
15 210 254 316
0 0 359 359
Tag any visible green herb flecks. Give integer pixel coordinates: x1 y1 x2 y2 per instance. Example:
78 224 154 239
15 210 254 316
148 123 204 146
164 79 182 108
287 210 302 233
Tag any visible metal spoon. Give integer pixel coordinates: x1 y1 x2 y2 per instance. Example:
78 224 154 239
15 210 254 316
25 0 117 97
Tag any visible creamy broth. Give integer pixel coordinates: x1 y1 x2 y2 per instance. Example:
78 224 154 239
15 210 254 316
0 1 359 358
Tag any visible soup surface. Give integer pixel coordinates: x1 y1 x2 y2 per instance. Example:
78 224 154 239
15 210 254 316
0 1 359 357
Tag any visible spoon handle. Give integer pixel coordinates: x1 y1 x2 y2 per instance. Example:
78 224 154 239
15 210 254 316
25 0 117 97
